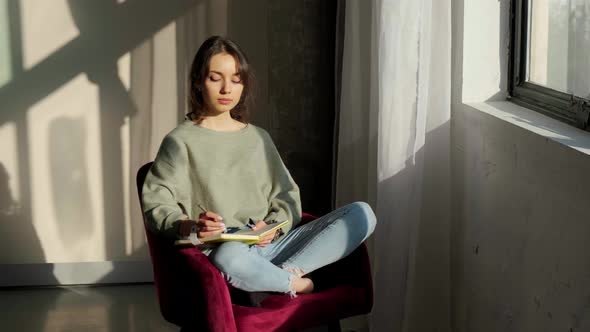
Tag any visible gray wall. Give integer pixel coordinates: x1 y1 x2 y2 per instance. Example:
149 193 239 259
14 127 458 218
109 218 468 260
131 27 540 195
451 103 590 331
230 0 337 215
267 0 337 215
228 0 337 215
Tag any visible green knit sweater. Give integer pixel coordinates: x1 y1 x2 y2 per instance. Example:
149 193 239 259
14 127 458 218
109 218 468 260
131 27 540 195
142 120 302 241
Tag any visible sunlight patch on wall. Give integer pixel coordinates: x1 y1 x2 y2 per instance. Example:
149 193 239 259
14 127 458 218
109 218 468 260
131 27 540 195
117 51 134 255
121 115 133 255
51 263 114 286
27 73 105 263
20 0 79 70
0 121 20 209
118 52 131 91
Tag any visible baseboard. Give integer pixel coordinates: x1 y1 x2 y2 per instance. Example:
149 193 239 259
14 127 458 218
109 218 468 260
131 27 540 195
0 260 154 287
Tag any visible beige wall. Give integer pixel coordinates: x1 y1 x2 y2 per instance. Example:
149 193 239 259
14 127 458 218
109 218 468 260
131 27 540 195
0 0 338 287
0 0 266 283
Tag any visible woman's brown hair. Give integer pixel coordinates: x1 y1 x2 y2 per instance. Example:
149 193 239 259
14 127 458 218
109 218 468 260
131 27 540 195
188 36 254 123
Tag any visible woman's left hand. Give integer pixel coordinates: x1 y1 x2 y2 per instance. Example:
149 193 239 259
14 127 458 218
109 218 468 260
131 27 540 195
253 221 276 247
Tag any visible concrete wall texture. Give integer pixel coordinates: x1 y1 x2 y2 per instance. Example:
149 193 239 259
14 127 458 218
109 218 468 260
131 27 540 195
451 1 590 331
452 104 590 331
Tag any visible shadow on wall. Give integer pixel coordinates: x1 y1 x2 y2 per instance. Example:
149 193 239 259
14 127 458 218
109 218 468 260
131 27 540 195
0 162 47 264
0 0 203 276
49 117 95 246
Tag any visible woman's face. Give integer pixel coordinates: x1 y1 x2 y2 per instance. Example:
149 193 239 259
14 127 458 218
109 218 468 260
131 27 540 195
202 52 244 115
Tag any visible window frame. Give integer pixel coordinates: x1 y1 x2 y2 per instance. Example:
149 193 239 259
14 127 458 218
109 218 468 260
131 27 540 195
508 0 590 130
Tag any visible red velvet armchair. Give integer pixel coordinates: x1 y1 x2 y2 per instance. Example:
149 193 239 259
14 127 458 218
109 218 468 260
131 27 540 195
137 162 373 332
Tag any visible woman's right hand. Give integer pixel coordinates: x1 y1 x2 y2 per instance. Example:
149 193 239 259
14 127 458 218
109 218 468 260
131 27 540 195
196 211 225 238
178 211 225 238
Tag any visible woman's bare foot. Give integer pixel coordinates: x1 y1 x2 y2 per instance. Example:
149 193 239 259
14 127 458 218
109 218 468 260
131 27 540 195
291 276 314 294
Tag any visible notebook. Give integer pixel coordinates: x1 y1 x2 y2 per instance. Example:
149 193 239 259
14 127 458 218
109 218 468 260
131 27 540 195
175 220 289 246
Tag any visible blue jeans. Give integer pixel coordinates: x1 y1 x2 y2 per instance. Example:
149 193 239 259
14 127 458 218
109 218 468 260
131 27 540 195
208 201 377 294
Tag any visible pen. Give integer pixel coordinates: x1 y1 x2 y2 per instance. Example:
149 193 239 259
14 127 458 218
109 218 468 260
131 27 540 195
196 203 207 213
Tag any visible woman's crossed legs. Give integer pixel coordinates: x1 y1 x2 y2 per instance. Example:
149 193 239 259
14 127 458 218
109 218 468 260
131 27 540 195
208 201 376 296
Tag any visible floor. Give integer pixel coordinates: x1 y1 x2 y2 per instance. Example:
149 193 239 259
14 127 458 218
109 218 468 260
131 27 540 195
0 284 367 332
0 284 177 332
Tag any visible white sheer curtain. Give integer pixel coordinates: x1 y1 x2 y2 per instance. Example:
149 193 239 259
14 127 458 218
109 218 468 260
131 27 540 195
335 0 451 331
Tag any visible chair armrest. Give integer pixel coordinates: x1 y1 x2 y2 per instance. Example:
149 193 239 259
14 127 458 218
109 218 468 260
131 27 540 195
300 212 317 225
353 243 374 311
310 243 373 313
176 247 237 332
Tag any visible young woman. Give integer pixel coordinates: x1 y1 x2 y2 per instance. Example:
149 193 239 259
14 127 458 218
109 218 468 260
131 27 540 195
142 36 376 297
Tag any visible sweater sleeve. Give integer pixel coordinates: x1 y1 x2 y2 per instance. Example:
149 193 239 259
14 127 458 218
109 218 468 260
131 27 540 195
261 132 302 236
142 135 189 240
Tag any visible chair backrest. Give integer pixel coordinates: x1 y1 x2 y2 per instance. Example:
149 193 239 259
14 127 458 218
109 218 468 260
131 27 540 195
136 162 183 324
136 162 152 200
138 162 241 330
135 162 155 261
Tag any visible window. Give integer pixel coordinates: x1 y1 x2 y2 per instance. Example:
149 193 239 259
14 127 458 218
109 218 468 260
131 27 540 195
509 0 590 130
